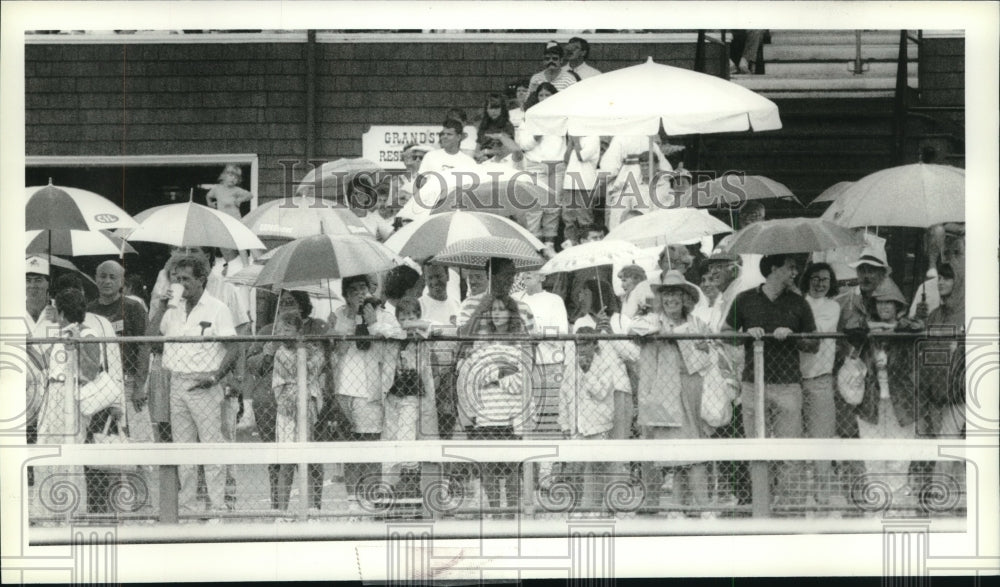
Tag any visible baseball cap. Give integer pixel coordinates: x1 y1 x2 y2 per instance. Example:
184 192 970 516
26 256 50 276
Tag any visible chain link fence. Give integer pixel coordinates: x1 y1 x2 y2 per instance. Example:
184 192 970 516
24 329 968 525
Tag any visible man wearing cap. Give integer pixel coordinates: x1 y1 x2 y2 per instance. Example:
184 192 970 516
724 254 818 505
527 41 578 96
563 37 601 81
25 256 58 463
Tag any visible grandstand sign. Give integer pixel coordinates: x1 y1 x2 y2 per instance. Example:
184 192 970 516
362 125 441 170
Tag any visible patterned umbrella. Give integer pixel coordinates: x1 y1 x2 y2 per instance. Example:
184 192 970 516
724 218 865 254
254 234 400 289
538 240 641 275
241 195 373 244
429 236 545 271
604 207 732 248
295 158 383 202
27 229 137 257
25 183 138 231
676 175 802 208
125 201 266 250
385 211 544 262
820 163 964 228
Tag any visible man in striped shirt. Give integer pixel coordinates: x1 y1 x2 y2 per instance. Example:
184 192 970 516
527 41 578 96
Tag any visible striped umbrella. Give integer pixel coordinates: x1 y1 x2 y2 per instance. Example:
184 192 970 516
241 195 373 245
384 211 544 262
27 229 137 257
26 183 138 231
724 218 865 254
254 234 400 290
429 236 545 271
124 201 265 250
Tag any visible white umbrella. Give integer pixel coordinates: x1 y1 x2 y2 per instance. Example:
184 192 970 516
820 163 964 228
810 181 854 206
524 57 782 137
125 201 265 250
538 240 641 275
604 207 732 249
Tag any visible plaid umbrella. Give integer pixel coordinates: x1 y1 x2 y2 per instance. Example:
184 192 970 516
431 170 546 221
538 239 641 275
677 175 802 208
295 158 383 202
27 229 137 257
385 210 544 262
254 234 400 289
125 201 266 250
605 207 732 248
242 195 373 244
429 236 545 271
724 218 865 254
25 183 138 231
820 163 964 228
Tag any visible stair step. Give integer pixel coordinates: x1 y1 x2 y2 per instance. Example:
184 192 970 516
767 30 905 45
763 61 917 78
734 76 914 91
766 44 917 61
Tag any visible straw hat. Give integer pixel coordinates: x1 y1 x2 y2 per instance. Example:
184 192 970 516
652 269 700 303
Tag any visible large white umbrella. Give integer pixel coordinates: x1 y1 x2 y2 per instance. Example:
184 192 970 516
725 218 865 255
820 163 964 228
125 201 266 250
604 207 733 249
524 57 782 137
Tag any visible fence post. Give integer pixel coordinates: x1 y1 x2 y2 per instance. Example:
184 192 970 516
296 340 309 520
750 339 771 517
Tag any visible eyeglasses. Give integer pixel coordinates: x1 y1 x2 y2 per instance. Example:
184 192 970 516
809 277 831 284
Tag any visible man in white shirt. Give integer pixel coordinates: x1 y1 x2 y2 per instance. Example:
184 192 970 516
418 264 461 440
527 41 578 95
152 246 250 334
149 254 238 516
406 119 479 222
562 37 602 80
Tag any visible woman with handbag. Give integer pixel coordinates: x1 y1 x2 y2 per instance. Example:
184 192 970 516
34 289 103 516
629 271 714 517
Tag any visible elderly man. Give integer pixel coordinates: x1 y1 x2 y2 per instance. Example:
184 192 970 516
89 261 149 412
724 254 818 506
562 37 601 80
148 254 238 516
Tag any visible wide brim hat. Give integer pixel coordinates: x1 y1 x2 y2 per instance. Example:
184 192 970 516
848 245 890 272
652 269 700 303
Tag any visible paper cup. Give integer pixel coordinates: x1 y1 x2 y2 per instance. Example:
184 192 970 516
169 283 184 307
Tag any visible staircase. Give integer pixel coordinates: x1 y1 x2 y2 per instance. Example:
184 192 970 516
694 29 963 208
731 29 918 99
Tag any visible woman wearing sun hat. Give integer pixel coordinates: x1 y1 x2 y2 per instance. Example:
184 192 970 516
629 270 715 516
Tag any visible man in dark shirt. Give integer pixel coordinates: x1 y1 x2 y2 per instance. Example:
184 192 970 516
89 260 150 408
724 254 818 504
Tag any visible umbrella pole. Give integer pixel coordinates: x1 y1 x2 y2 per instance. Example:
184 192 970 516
647 137 655 185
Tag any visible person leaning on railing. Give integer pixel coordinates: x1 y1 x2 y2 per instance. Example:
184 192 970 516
629 270 715 516
722 254 818 507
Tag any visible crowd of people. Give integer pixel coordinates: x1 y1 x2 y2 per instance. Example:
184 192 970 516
23 36 968 520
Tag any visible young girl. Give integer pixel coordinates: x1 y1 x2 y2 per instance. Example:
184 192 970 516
271 310 327 510
855 278 920 503
474 93 516 164
382 297 437 498
206 164 253 220
457 296 534 510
